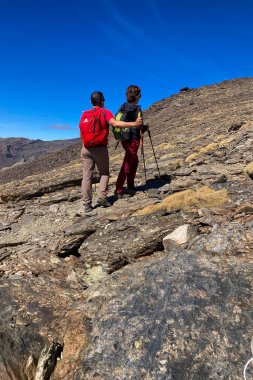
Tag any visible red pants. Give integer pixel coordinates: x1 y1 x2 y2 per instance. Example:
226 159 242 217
116 139 140 194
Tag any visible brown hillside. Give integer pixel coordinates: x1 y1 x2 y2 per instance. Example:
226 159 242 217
1 77 252 186
0 78 253 380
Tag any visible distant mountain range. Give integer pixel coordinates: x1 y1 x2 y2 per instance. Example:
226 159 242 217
0 137 80 169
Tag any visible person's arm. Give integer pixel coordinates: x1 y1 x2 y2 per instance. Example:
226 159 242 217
109 117 142 128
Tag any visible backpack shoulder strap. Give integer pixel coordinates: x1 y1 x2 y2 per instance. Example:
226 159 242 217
101 110 107 126
93 107 106 120
115 103 127 122
136 105 142 116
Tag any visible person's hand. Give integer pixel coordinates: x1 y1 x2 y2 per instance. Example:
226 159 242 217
134 117 142 126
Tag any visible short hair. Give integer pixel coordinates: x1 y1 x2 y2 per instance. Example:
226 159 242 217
90 91 105 106
126 85 141 103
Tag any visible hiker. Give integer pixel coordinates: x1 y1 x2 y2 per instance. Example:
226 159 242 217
114 85 147 199
79 91 142 214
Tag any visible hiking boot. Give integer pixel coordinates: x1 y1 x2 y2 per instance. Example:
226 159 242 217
126 187 136 195
116 192 131 200
84 204 93 214
96 197 111 208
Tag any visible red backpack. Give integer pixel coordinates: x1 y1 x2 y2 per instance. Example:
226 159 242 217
79 107 109 147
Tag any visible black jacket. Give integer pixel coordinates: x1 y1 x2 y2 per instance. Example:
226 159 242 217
116 102 143 140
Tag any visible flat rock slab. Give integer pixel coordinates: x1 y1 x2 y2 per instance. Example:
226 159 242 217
73 244 253 380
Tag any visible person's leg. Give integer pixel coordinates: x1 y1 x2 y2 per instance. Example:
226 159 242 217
81 146 95 206
115 141 132 194
127 139 140 189
92 146 109 200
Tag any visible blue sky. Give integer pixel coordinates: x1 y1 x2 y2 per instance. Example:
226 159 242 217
0 0 252 140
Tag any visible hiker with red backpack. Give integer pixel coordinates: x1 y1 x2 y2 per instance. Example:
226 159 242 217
113 85 147 199
79 91 142 214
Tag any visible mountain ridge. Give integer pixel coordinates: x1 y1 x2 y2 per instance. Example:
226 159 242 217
1 76 252 185
0 137 80 170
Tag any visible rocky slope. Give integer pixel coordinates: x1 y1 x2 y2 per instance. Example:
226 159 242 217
0 137 79 169
1 77 253 379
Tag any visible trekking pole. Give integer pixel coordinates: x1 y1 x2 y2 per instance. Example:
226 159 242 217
140 131 147 184
138 110 148 186
147 127 161 178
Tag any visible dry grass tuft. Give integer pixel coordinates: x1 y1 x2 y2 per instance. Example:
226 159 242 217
136 186 229 216
185 153 198 162
185 136 234 163
185 142 220 162
159 153 179 160
245 162 253 179
156 143 175 150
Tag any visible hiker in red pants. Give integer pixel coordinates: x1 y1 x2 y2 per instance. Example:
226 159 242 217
115 85 147 199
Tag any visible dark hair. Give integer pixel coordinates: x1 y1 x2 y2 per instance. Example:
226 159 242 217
126 85 141 103
90 91 105 106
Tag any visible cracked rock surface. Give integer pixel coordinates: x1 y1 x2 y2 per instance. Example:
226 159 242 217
1 78 253 379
